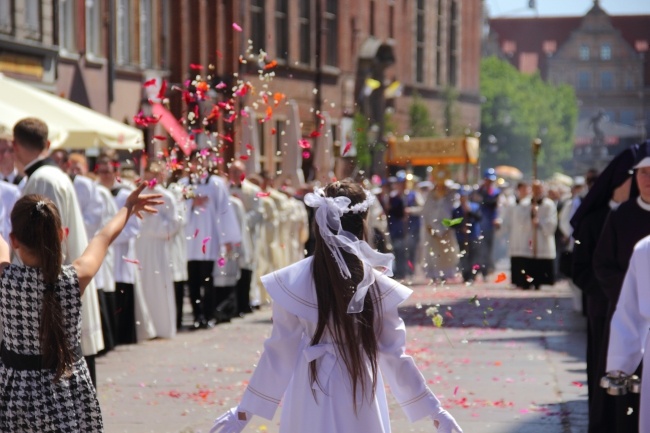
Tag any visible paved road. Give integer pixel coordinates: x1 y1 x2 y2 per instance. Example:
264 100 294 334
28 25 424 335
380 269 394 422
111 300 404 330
97 278 588 433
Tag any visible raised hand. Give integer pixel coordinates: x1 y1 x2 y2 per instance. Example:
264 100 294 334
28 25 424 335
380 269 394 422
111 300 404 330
125 183 164 219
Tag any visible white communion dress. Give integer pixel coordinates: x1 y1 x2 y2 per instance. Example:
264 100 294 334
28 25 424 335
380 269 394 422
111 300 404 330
238 256 446 433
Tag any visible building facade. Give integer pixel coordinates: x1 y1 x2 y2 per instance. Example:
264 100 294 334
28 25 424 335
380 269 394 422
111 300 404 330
488 1 649 171
1 0 482 180
0 0 57 89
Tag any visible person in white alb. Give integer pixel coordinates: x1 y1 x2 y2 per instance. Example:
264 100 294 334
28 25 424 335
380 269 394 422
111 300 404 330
167 166 189 330
135 161 180 339
0 136 24 187
210 179 462 433
0 180 19 242
51 150 104 239
12 117 104 385
182 151 241 329
96 155 156 344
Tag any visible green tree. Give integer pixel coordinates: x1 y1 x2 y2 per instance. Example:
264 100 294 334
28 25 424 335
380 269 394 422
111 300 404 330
409 92 436 137
480 56 577 178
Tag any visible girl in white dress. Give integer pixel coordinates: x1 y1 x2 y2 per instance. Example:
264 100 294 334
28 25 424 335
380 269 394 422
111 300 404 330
210 180 462 433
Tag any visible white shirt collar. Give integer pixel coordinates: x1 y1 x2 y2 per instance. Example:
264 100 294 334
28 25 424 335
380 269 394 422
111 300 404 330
609 199 622 210
23 156 47 172
637 196 650 211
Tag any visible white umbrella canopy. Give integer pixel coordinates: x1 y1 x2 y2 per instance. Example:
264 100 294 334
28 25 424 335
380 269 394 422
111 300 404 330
0 98 68 145
0 73 144 150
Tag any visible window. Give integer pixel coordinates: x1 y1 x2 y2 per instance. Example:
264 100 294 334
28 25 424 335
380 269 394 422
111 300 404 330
250 0 265 52
620 110 635 126
86 0 103 57
116 0 131 65
275 0 289 60
140 0 153 68
299 0 311 64
436 0 443 85
160 0 170 69
577 71 591 89
448 0 458 86
24 0 41 40
415 0 425 83
601 71 613 89
59 0 76 52
579 44 590 61
324 0 338 66
0 0 14 34
600 44 611 60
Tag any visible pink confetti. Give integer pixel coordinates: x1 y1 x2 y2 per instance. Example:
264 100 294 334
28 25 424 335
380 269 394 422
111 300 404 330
123 257 140 265
302 151 310 159
147 178 157 189
217 257 226 267
256 192 271 198
298 139 311 149
63 227 70 238
232 22 242 32
453 386 459 396
342 141 352 156
215 81 227 89
193 229 199 239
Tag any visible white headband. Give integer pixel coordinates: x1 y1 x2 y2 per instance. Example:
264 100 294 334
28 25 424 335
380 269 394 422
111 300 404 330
304 187 394 313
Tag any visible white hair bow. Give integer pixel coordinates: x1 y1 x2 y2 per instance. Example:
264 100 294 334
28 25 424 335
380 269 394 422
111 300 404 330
304 188 394 313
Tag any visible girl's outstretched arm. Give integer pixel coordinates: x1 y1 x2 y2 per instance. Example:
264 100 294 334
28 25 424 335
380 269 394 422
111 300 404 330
73 183 163 294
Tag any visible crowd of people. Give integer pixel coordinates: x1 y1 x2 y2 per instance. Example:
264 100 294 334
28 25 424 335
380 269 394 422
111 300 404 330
2 116 650 432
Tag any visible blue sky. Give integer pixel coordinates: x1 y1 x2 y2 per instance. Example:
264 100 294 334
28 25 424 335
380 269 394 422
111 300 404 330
485 0 650 17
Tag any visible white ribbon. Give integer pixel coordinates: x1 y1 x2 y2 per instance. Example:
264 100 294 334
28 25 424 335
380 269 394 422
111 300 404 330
303 343 338 390
303 189 394 313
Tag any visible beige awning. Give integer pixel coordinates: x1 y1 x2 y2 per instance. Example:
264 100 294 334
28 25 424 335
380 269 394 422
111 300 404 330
0 73 143 150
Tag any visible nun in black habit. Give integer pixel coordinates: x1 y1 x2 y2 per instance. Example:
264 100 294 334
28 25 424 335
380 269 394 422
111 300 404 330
571 142 645 433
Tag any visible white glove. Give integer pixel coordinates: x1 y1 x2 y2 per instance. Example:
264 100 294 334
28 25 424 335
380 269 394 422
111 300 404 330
432 409 463 433
210 407 251 433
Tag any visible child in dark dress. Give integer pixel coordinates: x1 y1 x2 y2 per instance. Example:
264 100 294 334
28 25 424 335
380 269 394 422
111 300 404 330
0 183 161 432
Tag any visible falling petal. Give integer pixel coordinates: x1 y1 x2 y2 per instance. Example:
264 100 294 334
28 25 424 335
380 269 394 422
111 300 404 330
232 22 242 32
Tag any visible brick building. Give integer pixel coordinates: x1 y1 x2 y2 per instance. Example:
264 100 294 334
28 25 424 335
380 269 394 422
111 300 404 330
165 0 482 179
1 0 483 180
487 1 650 171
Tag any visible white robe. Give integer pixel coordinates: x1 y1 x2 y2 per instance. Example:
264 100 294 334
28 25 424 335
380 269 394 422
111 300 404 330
252 195 280 305
213 196 246 287
22 164 104 355
183 174 242 261
607 235 650 433
239 257 444 432
94 184 117 292
0 180 20 240
508 197 557 259
135 185 179 339
112 185 157 342
73 175 103 240
167 182 189 282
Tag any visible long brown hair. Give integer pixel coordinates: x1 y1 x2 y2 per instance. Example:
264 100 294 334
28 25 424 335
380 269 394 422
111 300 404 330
11 195 73 381
310 180 382 411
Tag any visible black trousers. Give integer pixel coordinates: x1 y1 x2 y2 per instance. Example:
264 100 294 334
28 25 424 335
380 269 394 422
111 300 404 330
85 355 96 388
174 281 186 328
97 289 115 355
236 269 253 314
187 261 214 322
115 282 137 345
